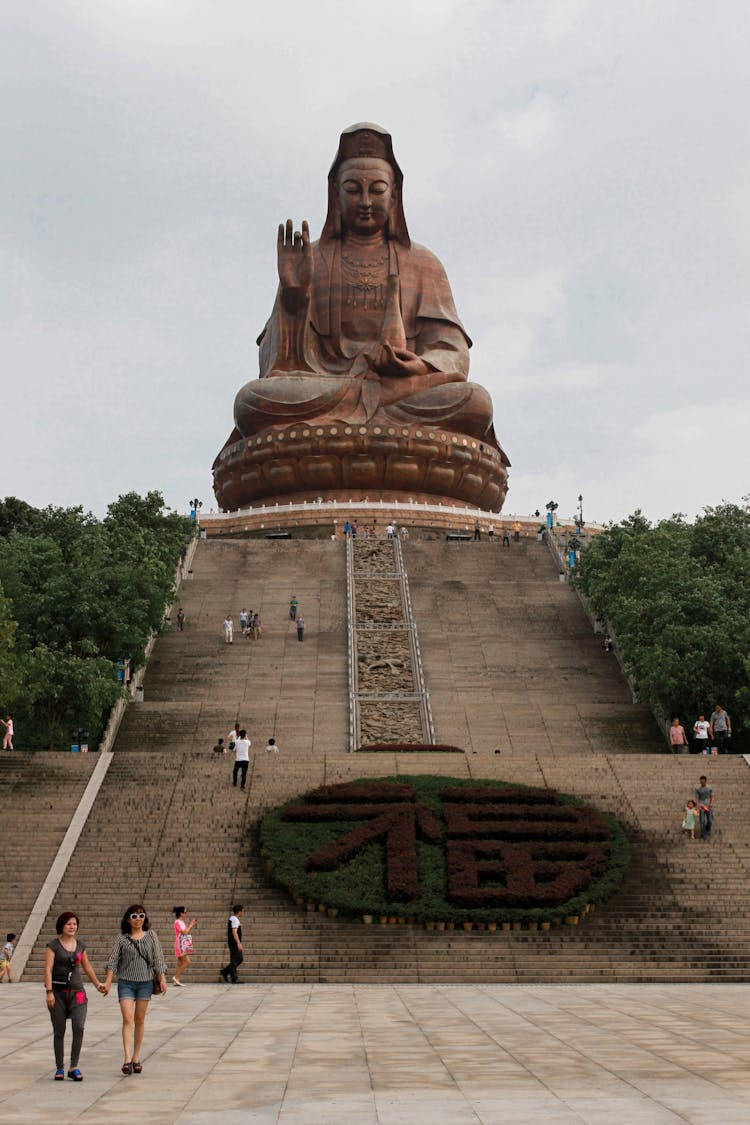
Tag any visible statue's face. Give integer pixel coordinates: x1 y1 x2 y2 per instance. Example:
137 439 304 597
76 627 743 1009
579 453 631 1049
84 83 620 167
337 158 395 236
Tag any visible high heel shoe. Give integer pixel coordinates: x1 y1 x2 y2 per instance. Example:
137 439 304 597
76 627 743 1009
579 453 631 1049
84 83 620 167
172 976 183 987
122 1062 133 1075
132 1061 143 1074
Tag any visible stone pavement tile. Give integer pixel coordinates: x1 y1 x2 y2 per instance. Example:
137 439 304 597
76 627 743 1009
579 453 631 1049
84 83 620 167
473 1099 586 1124
562 1097 685 1124
373 1093 481 1124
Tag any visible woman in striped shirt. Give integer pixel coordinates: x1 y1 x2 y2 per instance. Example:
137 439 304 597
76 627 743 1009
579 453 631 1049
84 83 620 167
102 904 167 1074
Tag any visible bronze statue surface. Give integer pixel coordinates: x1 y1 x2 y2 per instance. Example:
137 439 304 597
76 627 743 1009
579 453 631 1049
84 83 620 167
213 124 509 512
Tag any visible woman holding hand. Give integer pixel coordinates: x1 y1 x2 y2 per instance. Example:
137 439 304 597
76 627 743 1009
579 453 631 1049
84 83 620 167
102 904 167 1075
44 911 105 1081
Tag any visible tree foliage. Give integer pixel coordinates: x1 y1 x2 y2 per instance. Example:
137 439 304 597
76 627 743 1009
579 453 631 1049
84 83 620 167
0 492 195 750
574 503 750 750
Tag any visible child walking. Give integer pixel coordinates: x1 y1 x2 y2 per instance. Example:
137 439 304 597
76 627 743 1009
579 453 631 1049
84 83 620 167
682 799 698 840
1 933 16 982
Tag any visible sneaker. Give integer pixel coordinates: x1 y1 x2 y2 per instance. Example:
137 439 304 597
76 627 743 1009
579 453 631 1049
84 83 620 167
172 976 183 987
55 1067 65 1081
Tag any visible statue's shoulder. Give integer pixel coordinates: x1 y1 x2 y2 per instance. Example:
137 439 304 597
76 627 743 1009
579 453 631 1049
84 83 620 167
400 240 449 273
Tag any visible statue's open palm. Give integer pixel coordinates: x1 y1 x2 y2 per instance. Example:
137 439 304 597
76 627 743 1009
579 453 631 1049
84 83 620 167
278 219 312 292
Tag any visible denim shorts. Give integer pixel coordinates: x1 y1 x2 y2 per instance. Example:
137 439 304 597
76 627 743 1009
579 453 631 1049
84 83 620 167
117 979 154 1001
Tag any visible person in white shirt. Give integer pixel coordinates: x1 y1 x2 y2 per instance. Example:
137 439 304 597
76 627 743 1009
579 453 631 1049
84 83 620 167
223 615 233 643
693 715 710 755
232 730 251 789
263 738 279 754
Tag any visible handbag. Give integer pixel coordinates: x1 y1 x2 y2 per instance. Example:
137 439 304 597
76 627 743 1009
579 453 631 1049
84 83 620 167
127 935 163 994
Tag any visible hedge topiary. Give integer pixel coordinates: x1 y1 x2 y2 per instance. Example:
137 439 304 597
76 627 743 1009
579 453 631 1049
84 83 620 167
259 775 630 927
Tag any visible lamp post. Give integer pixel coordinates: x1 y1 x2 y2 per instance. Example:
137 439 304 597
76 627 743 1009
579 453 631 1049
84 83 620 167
189 498 203 522
576 494 584 533
545 500 558 530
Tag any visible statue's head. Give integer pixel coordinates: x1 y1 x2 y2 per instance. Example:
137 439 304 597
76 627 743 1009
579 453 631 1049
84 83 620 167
321 123 410 246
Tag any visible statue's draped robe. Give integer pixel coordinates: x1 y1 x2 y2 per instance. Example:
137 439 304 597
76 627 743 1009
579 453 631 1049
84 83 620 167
230 239 498 446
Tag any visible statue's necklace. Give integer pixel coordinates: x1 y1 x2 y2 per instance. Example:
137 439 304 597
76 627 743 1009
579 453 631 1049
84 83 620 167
341 251 389 310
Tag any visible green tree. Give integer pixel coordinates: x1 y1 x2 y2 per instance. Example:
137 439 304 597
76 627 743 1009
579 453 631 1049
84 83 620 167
574 503 750 750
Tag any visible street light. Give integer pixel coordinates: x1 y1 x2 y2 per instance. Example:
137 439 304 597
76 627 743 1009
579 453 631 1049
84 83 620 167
189 498 203 522
576 494 585 532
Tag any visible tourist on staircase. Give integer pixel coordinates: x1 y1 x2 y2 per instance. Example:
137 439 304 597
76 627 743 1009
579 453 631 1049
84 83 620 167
102 904 168 1075
172 907 198 987
232 730 251 789
44 911 106 1082
694 776 715 841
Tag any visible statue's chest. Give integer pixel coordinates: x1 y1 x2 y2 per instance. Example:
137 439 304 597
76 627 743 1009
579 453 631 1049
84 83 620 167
340 251 389 313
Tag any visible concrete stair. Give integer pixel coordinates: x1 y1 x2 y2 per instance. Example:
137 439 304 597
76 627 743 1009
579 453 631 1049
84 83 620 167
17 537 750 983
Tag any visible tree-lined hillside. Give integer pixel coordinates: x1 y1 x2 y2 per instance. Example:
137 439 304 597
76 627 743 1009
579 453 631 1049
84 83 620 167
574 503 750 751
0 492 195 750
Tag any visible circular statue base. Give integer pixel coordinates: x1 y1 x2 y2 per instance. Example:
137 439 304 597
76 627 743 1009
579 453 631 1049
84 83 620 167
213 422 510 512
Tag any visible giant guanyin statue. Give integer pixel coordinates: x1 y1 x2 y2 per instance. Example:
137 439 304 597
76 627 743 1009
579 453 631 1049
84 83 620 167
213 124 509 512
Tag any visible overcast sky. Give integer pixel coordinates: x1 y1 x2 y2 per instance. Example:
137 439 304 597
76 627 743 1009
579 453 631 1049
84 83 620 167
3 0 748 525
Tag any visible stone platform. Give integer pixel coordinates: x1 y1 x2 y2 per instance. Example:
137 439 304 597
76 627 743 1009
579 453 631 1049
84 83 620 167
2 983 750 1123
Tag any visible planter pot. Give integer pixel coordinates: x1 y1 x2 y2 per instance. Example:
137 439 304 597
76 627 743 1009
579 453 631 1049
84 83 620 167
511 921 522 931
435 921 446 932
318 903 327 913
379 916 388 925
462 922 473 932
397 917 406 925
566 915 580 926
446 922 455 931
487 922 497 932
306 901 316 912
540 921 551 932
501 922 511 932
388 916 397 925
327 907 338 918
527 921 538 932
424 921 435 930
362 915 373 925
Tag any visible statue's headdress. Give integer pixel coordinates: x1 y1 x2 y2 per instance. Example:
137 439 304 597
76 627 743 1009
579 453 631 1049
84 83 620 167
321 123 410 246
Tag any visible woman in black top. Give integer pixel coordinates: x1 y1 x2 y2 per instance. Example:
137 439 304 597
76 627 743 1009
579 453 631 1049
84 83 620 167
43 911 105 1081
102 904 167 1075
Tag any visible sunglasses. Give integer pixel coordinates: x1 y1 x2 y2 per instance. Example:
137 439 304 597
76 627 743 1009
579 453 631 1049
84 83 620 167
129 912 146 920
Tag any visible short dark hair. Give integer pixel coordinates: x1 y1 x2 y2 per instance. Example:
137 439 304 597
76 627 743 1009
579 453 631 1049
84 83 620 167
6 933 16 942
239 729 246 738
699 776 707 782
120 904 151 934
172 906 185 917
55 911 80 934
232 904 243 914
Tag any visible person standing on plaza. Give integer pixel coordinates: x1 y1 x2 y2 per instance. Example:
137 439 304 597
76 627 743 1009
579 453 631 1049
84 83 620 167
2 713 14 751
693 714 710 755
176 608 185 632
220 905 244 983
102 904 167 1075
473 521 481 540
44 911 105 1081
172 907 198 987
694 776 714 840
1 932 16 982
709 705 731 754
296 614 305 641
487 523 494 542
502 528 510 547
251 612 262 640
289 595 298 621
223 614 233 644
232 729 251 789
239 607 249 634
669 717 689 754
227 722 241 749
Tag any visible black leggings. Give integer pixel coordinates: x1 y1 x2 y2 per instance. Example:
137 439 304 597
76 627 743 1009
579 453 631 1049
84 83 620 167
49 991 87 1068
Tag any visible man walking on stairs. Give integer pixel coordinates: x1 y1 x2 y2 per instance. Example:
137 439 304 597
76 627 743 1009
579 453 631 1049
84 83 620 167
220 905 244 983
232 730 251 789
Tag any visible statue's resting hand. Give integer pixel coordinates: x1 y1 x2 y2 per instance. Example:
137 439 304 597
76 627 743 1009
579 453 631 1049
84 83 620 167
278 220 312 311
367 342 430 379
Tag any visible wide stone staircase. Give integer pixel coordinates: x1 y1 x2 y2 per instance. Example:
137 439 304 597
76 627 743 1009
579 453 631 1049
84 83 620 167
15 536 750 983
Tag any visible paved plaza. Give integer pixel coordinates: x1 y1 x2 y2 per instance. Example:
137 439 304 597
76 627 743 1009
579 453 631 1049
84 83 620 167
1 983 750 1123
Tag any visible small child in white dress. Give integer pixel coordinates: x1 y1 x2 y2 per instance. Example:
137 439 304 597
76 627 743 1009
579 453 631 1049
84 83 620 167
682 799 698 839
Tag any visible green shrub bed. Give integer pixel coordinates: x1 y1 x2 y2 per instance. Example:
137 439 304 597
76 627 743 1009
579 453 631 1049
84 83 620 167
259 776 629 929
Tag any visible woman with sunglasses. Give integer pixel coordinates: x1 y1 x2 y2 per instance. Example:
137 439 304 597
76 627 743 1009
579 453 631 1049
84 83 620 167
44 911 106 1081
102 904 167 1074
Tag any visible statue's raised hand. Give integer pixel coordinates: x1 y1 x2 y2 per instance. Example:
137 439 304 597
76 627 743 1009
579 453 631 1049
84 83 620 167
278 220 312 312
